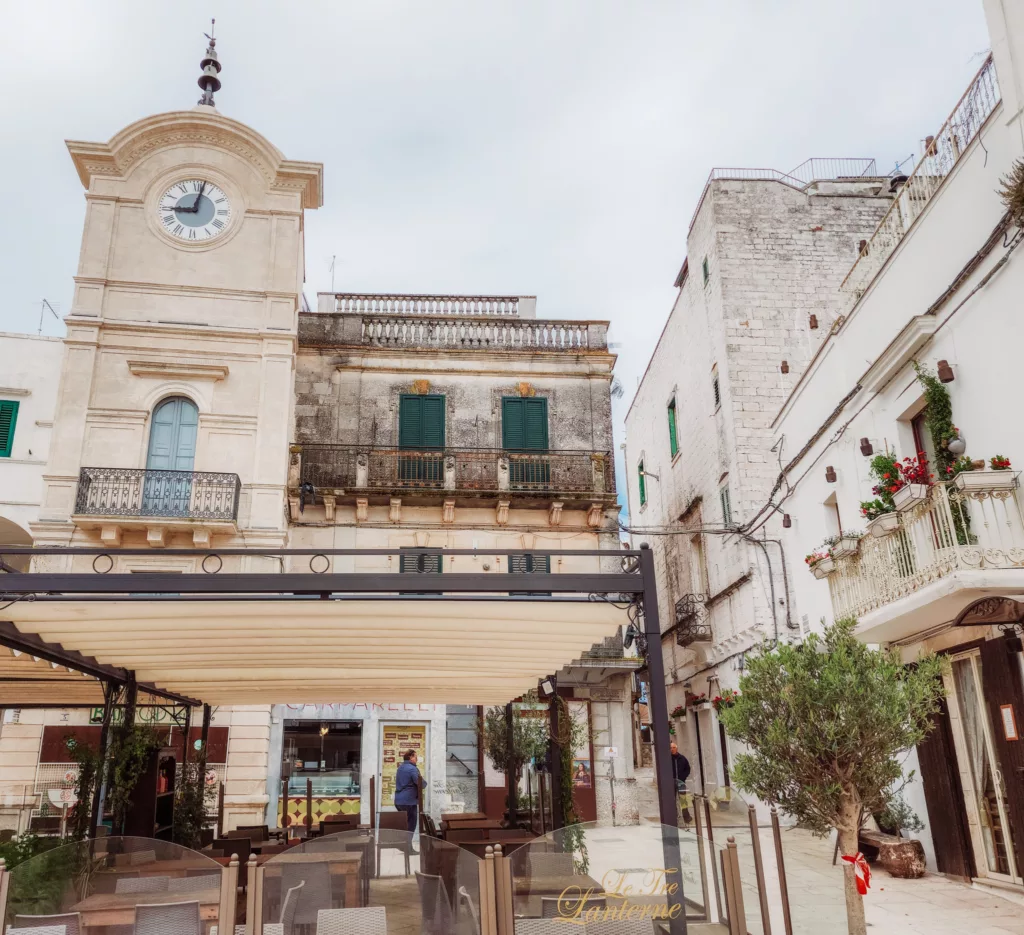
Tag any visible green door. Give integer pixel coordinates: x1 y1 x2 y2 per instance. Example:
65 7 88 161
398 394 445 485
502 397 550 487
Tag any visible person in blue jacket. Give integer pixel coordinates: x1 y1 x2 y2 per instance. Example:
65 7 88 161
393 749 423 833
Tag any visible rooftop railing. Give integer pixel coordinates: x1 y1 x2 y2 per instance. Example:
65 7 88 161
827 473 1024 620
296 445 615 498
841 54 1000 297
360 316 594 350
330 293 525 316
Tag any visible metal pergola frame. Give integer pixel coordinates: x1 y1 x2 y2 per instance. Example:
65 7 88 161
0 542 683 921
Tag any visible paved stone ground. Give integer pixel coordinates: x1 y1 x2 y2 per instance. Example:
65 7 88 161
632 766 1024 935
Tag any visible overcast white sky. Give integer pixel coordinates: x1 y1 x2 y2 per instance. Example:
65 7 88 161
0 0 992 485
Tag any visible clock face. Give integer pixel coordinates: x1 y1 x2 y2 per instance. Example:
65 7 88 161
157 179 232 242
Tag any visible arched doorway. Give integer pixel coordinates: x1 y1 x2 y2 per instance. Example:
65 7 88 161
0 517 32 572
143 396 199 515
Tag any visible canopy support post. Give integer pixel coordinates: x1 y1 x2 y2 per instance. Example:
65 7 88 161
505 702 518 827
90 680 117 838
547 675 564 830
639 542 688 933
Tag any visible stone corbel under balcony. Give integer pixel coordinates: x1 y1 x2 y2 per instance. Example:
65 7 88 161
90 519 230 549
442 500 456 524
548 502 564 526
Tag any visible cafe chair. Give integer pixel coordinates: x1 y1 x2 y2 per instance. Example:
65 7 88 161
415 871 454 935
282 860 333 929
541 894 606 918
375 813 412 878
168 872 220 893
12 913 81 935
279 879 305 931
588 921 662 934
115 875 170 894
238 824 270 841
514 922 565 935
458 885 480 931
527 852 575 877
134 900 202 935
128 848 159 866
315 907 387 935
7 928 67 935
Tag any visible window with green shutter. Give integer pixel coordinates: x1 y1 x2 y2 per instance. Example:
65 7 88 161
398 394 445 484
638 460 647 507
0 400 19 458
720 484 732 525
509 553 551 596
399 549 443 595
502 397 550 487
667 398 679 458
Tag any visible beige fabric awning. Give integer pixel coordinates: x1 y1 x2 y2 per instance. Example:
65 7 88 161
3 599 628 705
0 647 105 706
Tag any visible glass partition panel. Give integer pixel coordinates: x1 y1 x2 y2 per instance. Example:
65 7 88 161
261 829 481 934
506 822 726 933
4 836 223 932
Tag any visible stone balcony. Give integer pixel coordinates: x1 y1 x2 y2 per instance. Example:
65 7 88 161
826 472 1024 642
288 444 615 525
72 466 241 547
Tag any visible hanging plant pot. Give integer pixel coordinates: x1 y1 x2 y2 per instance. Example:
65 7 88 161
892 484 930 512
831 536 862 559
867 513 899 538
953 470 1018 493
813 556 835 578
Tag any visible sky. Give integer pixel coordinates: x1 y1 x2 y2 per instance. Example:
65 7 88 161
0 0 993 495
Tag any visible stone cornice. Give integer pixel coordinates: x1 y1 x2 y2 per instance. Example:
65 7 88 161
127 360 229 381
67 109 323 209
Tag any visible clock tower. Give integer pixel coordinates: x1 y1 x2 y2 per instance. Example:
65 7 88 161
33 36 324 558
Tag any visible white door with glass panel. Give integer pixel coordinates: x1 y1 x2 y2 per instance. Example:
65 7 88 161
143 397 198 514
948 651 1022 884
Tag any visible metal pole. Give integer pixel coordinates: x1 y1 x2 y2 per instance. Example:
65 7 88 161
748 804 772 935
771 807 794 935
197 704 212 831
505 702 518 827
547 677 564 829
638 543 687 934
90 681 115 838
180 704 193 775
114 673 138 835
703 794 723 921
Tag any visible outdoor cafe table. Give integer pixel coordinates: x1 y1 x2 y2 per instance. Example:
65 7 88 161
70 887 220 929
261 850 365 907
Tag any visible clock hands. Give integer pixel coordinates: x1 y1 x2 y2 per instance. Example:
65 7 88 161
190 181 207 213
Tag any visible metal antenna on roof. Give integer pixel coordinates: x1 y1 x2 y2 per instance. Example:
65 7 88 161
197 19 222 107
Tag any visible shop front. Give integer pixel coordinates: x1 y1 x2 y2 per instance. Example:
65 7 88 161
266 702 448 829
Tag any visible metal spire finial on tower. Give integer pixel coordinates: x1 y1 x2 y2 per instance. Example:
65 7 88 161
197 19 222 107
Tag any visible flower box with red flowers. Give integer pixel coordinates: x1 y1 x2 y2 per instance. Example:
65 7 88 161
952 468 1018 493
712 689 739 713
891 454 934 512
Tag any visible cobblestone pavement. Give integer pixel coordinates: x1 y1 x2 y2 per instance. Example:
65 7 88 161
631 767 1024 935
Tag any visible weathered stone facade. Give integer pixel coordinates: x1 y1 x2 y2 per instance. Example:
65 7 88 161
624 171 893 795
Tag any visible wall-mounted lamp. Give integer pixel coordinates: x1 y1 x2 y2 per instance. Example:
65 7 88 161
859 438 873 456
937 360 955 383
809 314 819 330
538 677 556 698
858 239 868 256
780 361 790 374
782 514 792 528
825 466 837 483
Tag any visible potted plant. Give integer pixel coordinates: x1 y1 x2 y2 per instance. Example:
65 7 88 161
712 689 739 713
861 499 899 537
805 550 833 579
891 454 933 511
831 531 863 558
953 455 1017 492
687 692 709 711
669 704 686 718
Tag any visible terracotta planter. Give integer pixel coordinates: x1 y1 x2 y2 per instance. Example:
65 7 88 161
953 469 1018 492
831 536 861 558
867 512 899 538
892 483 930 512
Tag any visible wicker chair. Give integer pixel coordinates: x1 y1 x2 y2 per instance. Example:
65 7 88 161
134 900 202 935
458 885 480 932
7 927 66 935
588 921 661 935
168 872 220 893
513 922 566 935
115 875 170 894
527 852 575 877
315 907 387 935
375 812 412 878
11 915 80 935
281 860 333 930
541 894 606 918
415 871 454 935
128 848 158 866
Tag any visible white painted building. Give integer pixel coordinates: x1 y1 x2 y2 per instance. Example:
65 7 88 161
623 164 892 800
772 0 1024 894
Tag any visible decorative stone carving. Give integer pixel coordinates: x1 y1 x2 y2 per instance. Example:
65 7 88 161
322 495 336 523
520 533 536 550
288 497 301 523
355 498 369 523
287 447 302 488
412 379 431 395
192 528 212 548
517 382 535 397
548 502 564 526
591 452 607 493
414 531 430 547
99 525 122 548
587 503 604 529
498 457 510 491
444 455 457 490
496 500 510 526
389 498 402 523
356 452 369 488
442 500 456 524
146 526 167 549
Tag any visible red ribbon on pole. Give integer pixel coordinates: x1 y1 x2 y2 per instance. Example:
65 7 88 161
842 851 871 895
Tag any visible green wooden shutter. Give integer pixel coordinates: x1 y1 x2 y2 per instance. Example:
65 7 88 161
0 401 19 458
399 395 445 449
524 399 548 450
509 553 551 595
668 400 678 457
502 397 548 450
421 396 445 449
638 460 647 506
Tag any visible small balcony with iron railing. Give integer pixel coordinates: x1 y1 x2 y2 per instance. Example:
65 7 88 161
825 472 1024 642
290 444 615 510
72 467 241 544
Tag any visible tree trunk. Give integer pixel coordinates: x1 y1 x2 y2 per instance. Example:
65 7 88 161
837 794 866 935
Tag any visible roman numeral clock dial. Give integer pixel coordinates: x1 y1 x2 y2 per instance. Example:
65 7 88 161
157 179 232 242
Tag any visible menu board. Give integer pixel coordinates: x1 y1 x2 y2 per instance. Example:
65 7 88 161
380 723 427 806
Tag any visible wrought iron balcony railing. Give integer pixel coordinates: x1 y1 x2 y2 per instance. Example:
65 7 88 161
74 467 241 522
675 593 711 647
296 445 615 497
827 473 1024 620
